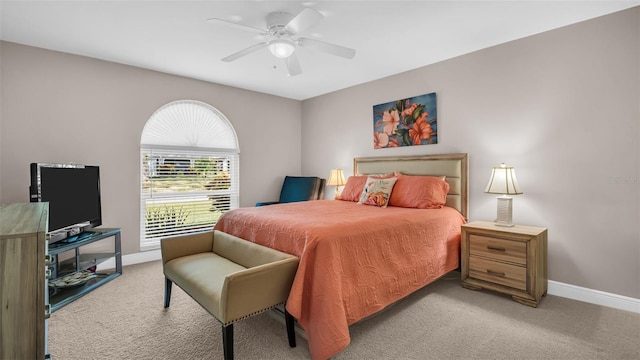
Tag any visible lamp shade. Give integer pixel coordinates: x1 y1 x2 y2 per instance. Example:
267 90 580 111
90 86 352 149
268 39 296 58
485 163 523 195
327 169 346 186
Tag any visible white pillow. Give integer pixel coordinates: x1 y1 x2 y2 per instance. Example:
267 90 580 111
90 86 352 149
357 176 398 208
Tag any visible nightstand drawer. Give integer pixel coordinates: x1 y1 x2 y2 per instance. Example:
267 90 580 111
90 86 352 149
469 256 526 291
469 234 526 265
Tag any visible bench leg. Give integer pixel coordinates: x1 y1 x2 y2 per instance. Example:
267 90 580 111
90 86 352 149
164 277 172 308
222 324 233 360
285 309 296 348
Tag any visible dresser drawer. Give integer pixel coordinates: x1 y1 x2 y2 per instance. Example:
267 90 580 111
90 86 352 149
469 234 526 265
469 256 526 291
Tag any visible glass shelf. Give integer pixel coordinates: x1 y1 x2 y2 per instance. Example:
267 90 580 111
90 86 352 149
56 252 116 276
47 228 122 312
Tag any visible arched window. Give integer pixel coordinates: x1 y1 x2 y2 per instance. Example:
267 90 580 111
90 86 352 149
140 100 239 250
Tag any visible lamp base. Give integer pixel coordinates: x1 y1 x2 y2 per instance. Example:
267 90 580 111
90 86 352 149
494 222 515 227
494 196 514 227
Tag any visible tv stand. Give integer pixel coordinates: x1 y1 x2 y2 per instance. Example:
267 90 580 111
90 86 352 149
47 228 122 312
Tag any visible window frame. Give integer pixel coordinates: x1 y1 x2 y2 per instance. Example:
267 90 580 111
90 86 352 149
139 101 239 251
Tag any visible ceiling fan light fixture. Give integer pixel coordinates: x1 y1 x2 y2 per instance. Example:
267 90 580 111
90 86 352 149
268 39 296 58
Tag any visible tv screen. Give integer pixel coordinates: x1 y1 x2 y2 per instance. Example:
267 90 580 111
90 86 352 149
30 163 102 235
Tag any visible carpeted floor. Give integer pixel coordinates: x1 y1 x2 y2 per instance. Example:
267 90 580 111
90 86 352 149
49 261 640 359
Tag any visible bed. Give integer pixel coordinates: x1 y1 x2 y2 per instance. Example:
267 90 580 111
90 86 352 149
214 153 468 359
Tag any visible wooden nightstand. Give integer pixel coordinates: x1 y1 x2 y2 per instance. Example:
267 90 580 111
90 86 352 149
461 220 548 307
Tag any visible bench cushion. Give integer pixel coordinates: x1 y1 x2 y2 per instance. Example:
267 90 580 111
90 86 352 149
164 252 245 319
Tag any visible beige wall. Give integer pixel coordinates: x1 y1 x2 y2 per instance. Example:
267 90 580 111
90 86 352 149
1 7 638 299
301 8 640 298
0 42 302 256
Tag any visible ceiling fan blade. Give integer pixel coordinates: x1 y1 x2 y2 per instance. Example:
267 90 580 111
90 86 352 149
221 42 268 62
207 18 265 35
298 38 356 59
285 8 323 34
286 53 302 76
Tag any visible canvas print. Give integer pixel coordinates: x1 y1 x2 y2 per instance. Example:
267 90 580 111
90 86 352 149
373 92 437 148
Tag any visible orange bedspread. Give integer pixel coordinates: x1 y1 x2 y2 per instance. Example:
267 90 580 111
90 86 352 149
214 200 465 359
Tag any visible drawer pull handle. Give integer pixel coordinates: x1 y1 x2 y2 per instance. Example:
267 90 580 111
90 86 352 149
486 269 506 277
487 245 506 252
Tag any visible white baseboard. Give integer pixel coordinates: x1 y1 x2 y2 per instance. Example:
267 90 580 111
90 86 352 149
123 249 162 265
548 280 640 314
96 249 161 271
102 251 640 314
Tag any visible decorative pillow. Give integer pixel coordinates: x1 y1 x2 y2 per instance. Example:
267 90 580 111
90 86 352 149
336 176 367 202
357 176 398 208
388 174 449 209
337 173 394 202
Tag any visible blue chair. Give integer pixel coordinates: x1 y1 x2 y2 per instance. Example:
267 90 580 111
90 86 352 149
256 176 326 206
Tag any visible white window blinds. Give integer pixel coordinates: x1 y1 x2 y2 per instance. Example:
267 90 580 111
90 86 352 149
140 100 239 251
140 148 239 250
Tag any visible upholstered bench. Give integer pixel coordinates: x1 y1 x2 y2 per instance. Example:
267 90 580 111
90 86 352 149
161 230 299 360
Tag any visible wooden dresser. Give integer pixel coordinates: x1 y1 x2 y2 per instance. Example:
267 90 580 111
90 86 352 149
461 220 548 307
0 202 50 359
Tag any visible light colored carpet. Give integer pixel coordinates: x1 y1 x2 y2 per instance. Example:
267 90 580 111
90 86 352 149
49 261 640 359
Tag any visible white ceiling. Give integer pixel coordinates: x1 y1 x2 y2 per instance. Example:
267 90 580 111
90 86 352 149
1 1 638 100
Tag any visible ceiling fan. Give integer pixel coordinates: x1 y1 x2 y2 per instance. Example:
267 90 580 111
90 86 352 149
207 8 356 76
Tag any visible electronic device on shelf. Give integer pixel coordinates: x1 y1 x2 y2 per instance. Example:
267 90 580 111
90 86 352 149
29 162 102 243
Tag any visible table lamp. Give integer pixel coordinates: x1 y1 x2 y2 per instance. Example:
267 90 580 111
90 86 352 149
485 163 522 227
327 169 346 198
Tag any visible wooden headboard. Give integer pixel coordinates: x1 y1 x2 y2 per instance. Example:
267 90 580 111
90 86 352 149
353 153 469 219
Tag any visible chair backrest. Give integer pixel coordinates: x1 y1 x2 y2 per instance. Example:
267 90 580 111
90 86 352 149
317 178 326 199
278 176 324 203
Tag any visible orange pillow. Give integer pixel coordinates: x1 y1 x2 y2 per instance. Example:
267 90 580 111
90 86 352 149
336 173 394 202
337 176 367 201
388 174 449 209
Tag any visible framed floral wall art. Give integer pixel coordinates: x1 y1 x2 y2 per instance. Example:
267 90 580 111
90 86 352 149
373 92 437 148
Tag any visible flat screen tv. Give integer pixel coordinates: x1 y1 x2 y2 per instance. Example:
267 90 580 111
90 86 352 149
29 163 102 239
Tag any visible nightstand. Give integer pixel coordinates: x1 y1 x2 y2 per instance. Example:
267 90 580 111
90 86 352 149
461 220 548 307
